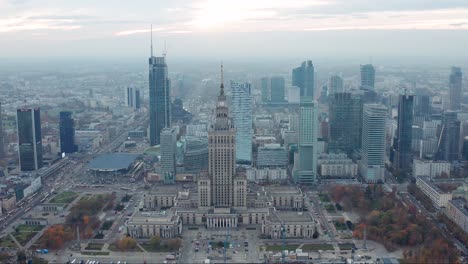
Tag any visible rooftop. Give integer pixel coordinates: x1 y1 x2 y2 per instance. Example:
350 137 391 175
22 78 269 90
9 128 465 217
269 209 314 223
88 153 140 171
449 198 468 216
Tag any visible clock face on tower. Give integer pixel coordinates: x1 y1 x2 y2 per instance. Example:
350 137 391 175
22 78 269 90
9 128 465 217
219 101 225 106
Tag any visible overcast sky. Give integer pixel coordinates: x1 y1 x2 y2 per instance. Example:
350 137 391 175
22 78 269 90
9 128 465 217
1 0 468 61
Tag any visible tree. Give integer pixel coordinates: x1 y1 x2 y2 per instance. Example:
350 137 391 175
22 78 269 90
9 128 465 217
149 235 161 249
117 237 137 251
167 238 182 250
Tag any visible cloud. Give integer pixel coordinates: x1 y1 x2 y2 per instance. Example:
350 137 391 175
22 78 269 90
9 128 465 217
0 13 82 33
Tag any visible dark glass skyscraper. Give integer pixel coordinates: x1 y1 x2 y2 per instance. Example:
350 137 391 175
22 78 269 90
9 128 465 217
437 111 461 162
360 64 375 90
292 60 314 97
392 95 414 171
59 111 77 154
328 92 363 155
270 76 285 102
149 55 171 146
448 67 462 111
17 108 43 171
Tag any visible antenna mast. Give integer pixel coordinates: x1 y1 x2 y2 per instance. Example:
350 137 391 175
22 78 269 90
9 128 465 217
150 24 153 57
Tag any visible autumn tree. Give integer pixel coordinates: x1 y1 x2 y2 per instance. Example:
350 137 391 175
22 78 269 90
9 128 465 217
149 235 161 249
167 238 182 250
117 236 137 251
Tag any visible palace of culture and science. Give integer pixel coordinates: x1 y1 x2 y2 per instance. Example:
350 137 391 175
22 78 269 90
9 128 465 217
127 65 317 239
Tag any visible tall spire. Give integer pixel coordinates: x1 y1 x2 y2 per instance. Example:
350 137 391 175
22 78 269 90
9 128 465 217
220 61 224 96
150 24 153 57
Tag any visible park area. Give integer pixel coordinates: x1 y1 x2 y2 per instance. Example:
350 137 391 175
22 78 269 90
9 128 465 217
12 225 44 246
49 191 79 205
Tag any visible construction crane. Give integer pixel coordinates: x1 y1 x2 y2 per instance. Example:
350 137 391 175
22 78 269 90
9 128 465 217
224 222 231 264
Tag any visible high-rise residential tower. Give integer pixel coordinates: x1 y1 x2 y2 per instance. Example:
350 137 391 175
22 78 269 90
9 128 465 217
0 103 4 159
230 81 252 164
328 92 363 155
448 67 462 111
360 104 387 183
59 111 77 154
360 64 376 90
292 60 314 98
149 29 171 146
160 127 177 184
437 111 461 162
392 94 414 171
328 75 344 95
295 97 318 184
270 76 285 103
17 107 43 171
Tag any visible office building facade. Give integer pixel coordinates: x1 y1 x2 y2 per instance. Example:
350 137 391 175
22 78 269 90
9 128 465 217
437 111 461 162
126 87 141 110
270 76 285 103
328 92 363 155
230 81 253 164
0 103 4 159
360 64 375 90
17 108 43 171
295 97 318 184
149 56 171 146
360 104 387 183
392 95 414 171
160 127 177 184
59 111 77 154
292 60 314 97
328 75 344 95
448 67 462 111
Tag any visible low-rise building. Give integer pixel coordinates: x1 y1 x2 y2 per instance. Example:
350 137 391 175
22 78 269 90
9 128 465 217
127 209 182 238
413 159 451 179
262 209 316 238
416 176 453 208
265 186 304 210
318 153 357 178
445 198 468 233
1 194 16 213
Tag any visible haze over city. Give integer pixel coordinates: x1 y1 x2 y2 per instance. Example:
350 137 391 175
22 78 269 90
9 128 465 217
0 1 467 264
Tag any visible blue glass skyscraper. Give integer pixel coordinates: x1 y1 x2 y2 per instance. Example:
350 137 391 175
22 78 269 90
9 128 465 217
230 81 252 164
148 32 171 146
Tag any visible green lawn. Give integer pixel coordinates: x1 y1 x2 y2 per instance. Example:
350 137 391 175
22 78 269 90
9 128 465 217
334 221 348 231
0 236 17 248
265 244 333 252
13 225 44 246
108 244 142 252
49 191 78 204
324 204 336 213
338 243 355 250
84 243 104 250
318 194 330 203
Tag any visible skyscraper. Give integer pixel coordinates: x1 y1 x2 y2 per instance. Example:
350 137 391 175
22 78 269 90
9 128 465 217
328 75 344 95
292 60 314 97
207 64 241 207
17 108 43 171
392 95 414 171
261 77 270 102
0 102 4 159
360 64 376 90
160 127 177 184
126 87 141 110
448 67 462 111
437 111 461 162
295 97 318 184
360 104 387 183
230 81 252 164
328 92 363 155
59 111 77 154
149 30 171 146
270 76 285 102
